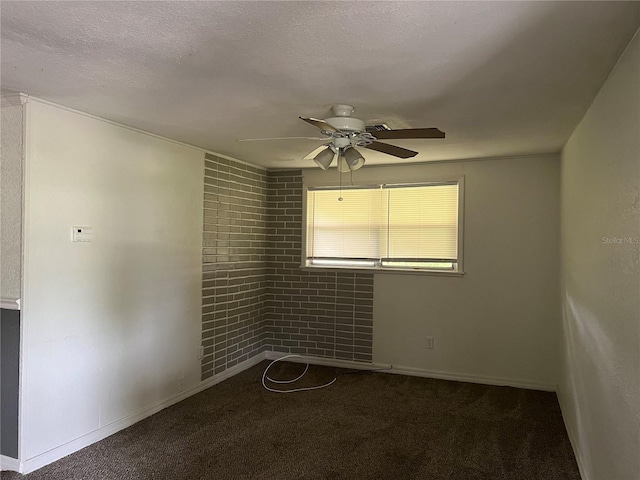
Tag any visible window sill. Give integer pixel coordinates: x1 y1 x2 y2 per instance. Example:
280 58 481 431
300 265 465 277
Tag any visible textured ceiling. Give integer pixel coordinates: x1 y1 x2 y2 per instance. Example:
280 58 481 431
1 1 639 169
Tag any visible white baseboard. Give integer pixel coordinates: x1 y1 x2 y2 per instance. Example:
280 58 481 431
198 351 267 391
265 352 556 391
265 351 380 370
0 455 20 472
381 363 556 392
556 386 588 480
20 352 268 474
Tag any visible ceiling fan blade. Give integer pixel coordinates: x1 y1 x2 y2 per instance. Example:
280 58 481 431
299 117 339 133
373 128 445 140
365 141 418 159
237 136 327 142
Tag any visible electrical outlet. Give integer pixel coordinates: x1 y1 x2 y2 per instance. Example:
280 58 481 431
426 336 434 349
198 346 204 360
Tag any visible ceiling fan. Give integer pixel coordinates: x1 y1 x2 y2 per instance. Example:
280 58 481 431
239 105 445 171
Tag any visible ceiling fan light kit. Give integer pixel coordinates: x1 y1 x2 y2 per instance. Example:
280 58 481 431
337 154 350 173
343 147 365 171
313 145 336 170
314 144 364 172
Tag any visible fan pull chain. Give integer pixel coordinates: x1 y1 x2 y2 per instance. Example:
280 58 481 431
338 169 343 201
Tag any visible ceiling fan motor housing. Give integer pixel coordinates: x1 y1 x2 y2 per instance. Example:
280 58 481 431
331 104 355 117
324 116 365 133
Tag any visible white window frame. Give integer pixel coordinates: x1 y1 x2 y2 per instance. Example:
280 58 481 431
301 176 465 276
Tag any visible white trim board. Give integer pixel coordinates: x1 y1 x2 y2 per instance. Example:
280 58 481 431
18 352 268 475
265 351 383 371
265 351 556 391
0 455 20 472
0 298 20 310
556 387 589 480
382 363 555 392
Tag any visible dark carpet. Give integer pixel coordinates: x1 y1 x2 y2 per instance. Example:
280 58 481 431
1 360 580 480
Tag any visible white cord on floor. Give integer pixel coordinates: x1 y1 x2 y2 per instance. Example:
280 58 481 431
261 354 337 393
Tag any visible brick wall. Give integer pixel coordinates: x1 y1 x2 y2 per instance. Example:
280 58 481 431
265 170 374 362
201 154 269 379
202 163 375 380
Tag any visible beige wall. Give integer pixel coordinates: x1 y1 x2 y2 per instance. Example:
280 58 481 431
559 31 639 480
1 102 24 302
305 154 561 389
21 99 204 468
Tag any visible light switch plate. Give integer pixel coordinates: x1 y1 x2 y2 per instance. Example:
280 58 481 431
72 226 93 242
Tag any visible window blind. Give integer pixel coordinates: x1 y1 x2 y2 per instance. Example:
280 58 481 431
306 182 459 270
382 184 458 262
307 187 383 262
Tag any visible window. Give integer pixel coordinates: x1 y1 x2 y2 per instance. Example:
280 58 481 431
304 180 463 273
